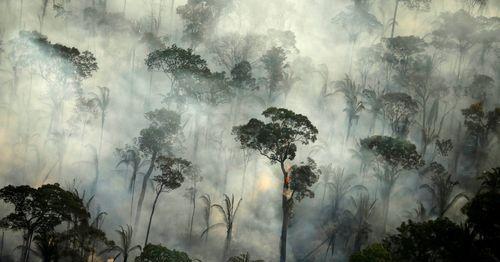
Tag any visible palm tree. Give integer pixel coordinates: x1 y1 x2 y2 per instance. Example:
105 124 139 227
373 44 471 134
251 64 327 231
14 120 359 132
228 252 264 262
420 163 469 217
317 164 333 207
108 225 141 262
116 146 144 221
350 141 375 178
335 76 364 141
202 194 242 260
329 167 357 216
90 86 110 158
199 194 213 243
348 194 377 252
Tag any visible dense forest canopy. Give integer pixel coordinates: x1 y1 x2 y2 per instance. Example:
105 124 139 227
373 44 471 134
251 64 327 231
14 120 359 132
0 0 499 261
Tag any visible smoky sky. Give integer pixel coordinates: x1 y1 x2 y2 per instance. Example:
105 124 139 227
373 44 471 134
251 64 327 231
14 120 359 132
0 0 499 261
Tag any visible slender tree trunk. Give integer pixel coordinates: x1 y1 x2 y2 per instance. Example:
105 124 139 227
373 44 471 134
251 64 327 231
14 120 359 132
144 191 161 246
279 162 289 262
135 151 158 228
40 0 50 33
19 0 24 29
0 231 4 258
223 227 233 260
380 179 394 234
130 167 138 222
188 186 196 244
390 0 400 38
24 231 33 262
98 111 105 158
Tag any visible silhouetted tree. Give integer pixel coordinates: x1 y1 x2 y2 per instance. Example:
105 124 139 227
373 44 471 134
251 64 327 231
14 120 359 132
335 76 364 140
107 225 141 262
116 145 144 221
420 162 469 217
0 184 87 262
144 157 188 246
135 243 193 262
134 109 181 228
203 194 242 260
233 107 319 262
361 136 424 232
380 92 419 138
261 47 288 103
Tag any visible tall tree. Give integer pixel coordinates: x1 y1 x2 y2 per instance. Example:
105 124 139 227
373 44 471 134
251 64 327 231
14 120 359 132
90 86 110 158
199 194 213 243
233 107 319 262
134 109 181 228
380 92 419 139
260 47 288 103
335 75 364 140
0 184 87 262
184 165 202 244
144 157 188 246
361 135 424 232
116 145 144 221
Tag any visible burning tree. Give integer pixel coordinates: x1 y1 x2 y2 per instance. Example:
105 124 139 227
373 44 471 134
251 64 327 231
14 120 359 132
232 107 319 262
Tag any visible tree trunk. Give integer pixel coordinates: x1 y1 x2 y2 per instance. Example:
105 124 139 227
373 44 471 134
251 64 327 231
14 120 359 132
144 191 161 246
279 162 289 262
24 231 33 262
188 187 196 244
135 151 158 228
130 167 138 222
98 111 105 158
223 227 233 261
390 0 400 38
380 180 394 234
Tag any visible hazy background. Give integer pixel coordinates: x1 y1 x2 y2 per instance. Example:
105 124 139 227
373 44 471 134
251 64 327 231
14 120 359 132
0 0 499 261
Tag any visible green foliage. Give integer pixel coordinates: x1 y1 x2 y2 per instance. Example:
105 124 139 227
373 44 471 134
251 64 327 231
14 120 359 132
462 168 500 259
350 243 391 262
137 109 181 155
289 158 320 201
135 244 192 262
352 168 500 262
383 218 479 261
261 47 288 100
146 45 210 79
360 135 424 171
230 61 257 92
461 102 500 151
232 107 318 164
380 92 419 138
0 184 87 234
15 30 98 81
154 157 190 192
